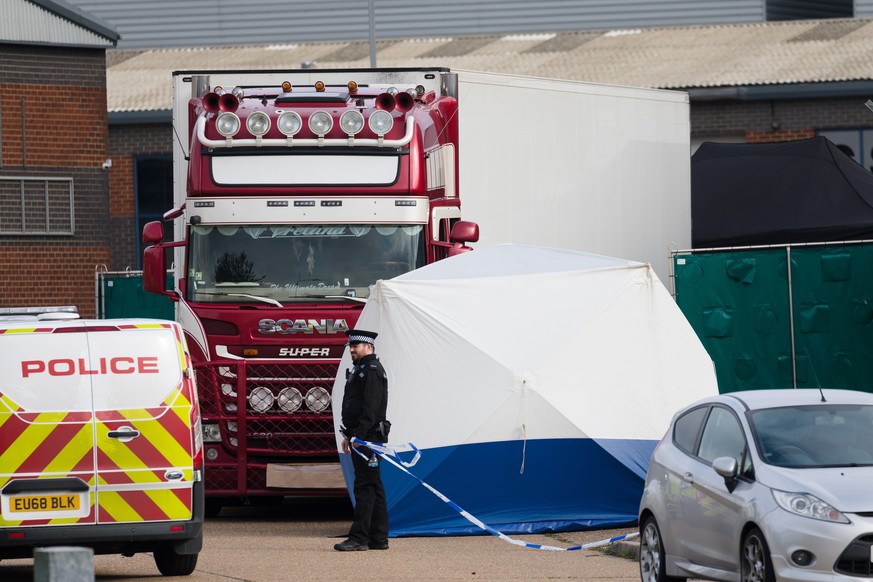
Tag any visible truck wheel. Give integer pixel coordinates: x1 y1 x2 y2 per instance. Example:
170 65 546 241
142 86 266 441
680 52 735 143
154 550 198 576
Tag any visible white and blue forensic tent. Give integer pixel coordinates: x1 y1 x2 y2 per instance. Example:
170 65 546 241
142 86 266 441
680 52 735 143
333 244 718 537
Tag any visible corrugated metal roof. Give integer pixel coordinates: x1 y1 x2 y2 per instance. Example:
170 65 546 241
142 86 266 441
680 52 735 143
70 0 766 50
107 18 873 113
0 0 118 47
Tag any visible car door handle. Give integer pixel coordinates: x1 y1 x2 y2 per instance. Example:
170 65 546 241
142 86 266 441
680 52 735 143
107 428 140 439
682 471 694 484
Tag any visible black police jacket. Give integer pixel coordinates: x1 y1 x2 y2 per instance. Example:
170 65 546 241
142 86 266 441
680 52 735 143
341 353 388 441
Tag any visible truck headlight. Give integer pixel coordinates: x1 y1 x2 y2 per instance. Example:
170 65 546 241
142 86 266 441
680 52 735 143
246 111 271 136
216 112 240 137
368 110 393 136
308 111 333 136
278 387 303 413
203 423 222 443
305 387 331 413
340 110 364 135
249 386 274 413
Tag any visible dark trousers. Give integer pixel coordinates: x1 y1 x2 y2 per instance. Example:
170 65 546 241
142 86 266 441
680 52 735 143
348 449 389 544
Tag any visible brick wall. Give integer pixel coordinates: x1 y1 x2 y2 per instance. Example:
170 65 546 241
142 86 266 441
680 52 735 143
0 44 109 318
0 246 111 316
691 96 873 139
108 123 173 268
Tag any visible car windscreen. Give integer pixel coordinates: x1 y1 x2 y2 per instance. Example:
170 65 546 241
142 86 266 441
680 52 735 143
750 404 873 468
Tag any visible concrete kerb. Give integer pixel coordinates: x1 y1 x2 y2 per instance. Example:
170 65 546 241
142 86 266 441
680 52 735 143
604 539 640 561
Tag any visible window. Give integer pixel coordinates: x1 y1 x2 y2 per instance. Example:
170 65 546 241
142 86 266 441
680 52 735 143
0 176 74 235
134 156 173 267
818 129 873 173
673 405 708 454
698 406 746 465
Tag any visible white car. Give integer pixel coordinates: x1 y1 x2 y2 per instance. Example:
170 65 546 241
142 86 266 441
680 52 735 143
639 389 873 582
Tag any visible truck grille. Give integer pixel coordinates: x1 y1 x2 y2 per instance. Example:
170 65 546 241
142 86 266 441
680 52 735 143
835 534 873 577
196 360 339 455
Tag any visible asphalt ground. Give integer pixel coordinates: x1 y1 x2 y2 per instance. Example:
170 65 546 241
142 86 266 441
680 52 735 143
0 498 646 581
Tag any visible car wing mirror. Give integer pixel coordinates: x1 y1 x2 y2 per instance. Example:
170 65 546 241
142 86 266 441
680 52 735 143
712 456 739 493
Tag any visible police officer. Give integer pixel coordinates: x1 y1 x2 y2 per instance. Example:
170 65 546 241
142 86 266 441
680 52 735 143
335 329 390 552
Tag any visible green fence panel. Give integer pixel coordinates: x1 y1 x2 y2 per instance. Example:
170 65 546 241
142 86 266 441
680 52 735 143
99 273 174 320
675 245 873 394
675 250 793 392
790 246 873 391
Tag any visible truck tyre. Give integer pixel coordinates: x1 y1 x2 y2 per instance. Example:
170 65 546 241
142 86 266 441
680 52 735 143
154 549 198 576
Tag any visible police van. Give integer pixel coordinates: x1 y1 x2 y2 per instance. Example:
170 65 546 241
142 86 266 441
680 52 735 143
0 308 203 576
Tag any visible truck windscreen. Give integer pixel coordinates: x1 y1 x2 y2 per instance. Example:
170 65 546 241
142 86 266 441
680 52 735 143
186 224 425 303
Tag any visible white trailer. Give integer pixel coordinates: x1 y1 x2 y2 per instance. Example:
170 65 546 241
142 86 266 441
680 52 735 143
454 70 690 284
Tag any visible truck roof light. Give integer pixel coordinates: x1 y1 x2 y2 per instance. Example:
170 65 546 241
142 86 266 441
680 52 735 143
308 110 333 136
386 86 398 96
231 86 245 100
347 81 358 93
277 111 302 136
281 81 292 92
216 112 240 137
415 84 426 96
314 80 325 92
340 110 364 136
368 110 394 136
246 111 271 136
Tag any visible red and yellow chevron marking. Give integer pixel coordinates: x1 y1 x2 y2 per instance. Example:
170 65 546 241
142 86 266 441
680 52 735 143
0 392 98 527
0 327 54 335
1 376 195 527
93 401 194 524
94 457 192 523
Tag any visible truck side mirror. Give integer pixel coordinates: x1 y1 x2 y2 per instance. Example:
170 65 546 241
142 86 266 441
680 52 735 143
142 221 164 244
446 220 480 257
450 220 479 244
143 245 175 298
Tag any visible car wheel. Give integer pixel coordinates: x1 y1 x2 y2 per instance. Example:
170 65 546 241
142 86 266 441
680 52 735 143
154 549 198 576
741 528 775 582
640 515 686 582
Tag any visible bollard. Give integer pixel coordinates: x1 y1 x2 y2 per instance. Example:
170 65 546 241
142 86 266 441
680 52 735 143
33 546 94 582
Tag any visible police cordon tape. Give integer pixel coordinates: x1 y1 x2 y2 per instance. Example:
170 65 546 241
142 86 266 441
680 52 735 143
350 437 640 551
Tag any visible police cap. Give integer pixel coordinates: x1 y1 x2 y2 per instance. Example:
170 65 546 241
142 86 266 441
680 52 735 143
346 329 378 346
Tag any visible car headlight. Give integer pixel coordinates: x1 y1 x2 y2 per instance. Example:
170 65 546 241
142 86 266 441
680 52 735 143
772 489 850 523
